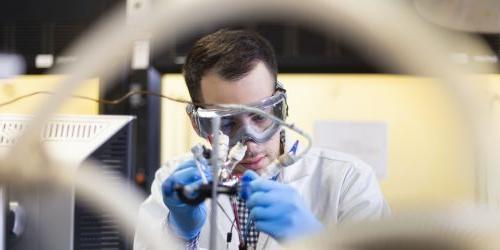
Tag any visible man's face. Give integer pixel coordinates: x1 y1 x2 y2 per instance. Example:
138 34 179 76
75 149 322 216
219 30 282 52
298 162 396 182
199 61 280 175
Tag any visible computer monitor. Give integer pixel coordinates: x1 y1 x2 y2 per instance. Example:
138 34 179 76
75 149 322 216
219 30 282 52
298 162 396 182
0 114 136 250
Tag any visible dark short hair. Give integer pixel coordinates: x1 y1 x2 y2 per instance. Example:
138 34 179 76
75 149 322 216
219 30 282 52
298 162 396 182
183 29 278 103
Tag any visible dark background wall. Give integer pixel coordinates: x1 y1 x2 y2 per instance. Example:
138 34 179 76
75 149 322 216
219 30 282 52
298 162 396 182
1 0 499 192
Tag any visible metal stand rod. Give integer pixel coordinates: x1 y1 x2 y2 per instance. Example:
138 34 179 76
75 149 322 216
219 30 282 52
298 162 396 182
0 186 5 250
209 117 220 250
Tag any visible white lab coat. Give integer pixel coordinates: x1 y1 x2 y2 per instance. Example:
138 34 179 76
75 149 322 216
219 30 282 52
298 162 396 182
134 147 390 250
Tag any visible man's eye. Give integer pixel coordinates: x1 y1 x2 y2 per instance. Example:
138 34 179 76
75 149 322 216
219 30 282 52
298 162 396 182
252 114 267 122
221 120 235 130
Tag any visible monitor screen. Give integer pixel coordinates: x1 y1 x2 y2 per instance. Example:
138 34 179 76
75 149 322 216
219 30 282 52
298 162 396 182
0 114 135 250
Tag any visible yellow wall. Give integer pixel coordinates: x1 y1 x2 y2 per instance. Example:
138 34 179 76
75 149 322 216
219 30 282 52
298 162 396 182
282 74 476 211
0 75 99 115
161 74 206 160
161 74 484 212
4 74 496 212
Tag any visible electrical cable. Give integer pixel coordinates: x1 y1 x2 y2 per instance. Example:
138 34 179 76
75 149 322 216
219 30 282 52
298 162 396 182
0 89 312 165
227 215 237 250
0 89 192 108
230 196 244 244
217 200 236 249
217 201 232 221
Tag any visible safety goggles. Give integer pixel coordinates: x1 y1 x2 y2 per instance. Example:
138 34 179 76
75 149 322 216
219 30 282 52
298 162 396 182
187 88 288 146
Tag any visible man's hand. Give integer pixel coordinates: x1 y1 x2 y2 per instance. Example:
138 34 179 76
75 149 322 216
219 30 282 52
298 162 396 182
242 170 324 241
161 159 211 240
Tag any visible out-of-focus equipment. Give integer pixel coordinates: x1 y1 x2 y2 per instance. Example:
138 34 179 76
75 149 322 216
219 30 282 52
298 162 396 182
0 54 25 79
414 0 500 33
0 114 136 250
1 0 499 249
285 207 500 250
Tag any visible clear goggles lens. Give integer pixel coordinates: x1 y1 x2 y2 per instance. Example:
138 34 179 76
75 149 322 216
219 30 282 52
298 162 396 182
190 92 287 145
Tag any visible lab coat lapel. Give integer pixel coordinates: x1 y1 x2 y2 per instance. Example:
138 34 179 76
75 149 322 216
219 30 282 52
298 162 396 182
256 232 272 250
281 156 311 184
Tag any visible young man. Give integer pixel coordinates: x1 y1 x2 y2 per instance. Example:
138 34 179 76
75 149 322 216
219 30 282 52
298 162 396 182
134 30 389 250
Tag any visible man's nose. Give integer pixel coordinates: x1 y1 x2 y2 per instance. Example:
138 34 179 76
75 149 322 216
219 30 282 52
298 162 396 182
238 114 253 125
244 140 259 151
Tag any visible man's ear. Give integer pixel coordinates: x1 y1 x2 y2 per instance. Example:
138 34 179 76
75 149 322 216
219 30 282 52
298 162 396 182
283 98 289 120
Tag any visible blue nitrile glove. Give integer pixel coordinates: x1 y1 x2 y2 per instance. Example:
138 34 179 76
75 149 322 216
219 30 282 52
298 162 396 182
242 170 324 241
161 159 212 240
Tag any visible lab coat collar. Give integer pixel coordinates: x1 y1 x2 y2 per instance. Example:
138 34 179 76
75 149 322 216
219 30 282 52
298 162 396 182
281 145 316 184
280 131 316 182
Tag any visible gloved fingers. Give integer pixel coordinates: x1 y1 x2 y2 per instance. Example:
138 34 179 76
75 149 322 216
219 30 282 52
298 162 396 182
182 179 204 198
162 176 176 196
201 165 213 181
174 159 212 176
241 169 260 181
246 191 277 209
162 167 203 196
249 205 286 221
185 160 213 181
173 159 197 173
254 220 281 239
239 170 259 200
249 178 284 193
163 179 205 207
175 167 205 183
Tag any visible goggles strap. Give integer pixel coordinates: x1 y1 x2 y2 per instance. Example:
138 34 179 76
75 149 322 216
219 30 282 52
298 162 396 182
279 129 285 155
